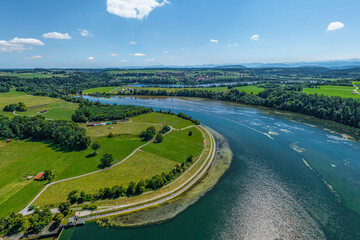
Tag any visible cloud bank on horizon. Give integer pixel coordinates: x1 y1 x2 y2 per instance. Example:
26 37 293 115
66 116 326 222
107 0 170 20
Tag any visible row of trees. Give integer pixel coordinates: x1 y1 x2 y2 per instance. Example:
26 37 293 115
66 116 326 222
0 115 90 150
72 102 153 122
157 109 201 125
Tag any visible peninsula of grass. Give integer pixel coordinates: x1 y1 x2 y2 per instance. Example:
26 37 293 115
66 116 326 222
33 126 204 207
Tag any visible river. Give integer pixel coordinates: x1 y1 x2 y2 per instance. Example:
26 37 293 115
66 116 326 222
61 96 360 240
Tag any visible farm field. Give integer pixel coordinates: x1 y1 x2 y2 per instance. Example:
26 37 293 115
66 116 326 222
0 133 145 216
0 112 199 217
83 86 123 94
142 126 204 163
303 85 360 99
34 151 178 207
33 125 204 207
0 72 65 78
133 112 194 129
0 90 78 120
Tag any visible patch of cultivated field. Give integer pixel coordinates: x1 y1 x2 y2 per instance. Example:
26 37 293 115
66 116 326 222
142 126 204 163
0 111 199 216
34 151 178 207
0 72 65 78
83 122 162 138
83 86 123 94
0 126 146 216
0 90 78 120
33 126 204 208
132 112 194 129
303 85 360 99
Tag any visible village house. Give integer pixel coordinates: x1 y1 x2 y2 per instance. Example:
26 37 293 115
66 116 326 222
34 172 44 181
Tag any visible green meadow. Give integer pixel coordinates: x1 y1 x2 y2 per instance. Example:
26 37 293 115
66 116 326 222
0 90 78 120
0 107 201 216
34 151 178 207
34 125 204 207
0 72 65 78
303 85 360 99
82 86 123 94
132 112 194 129
142 126 204 163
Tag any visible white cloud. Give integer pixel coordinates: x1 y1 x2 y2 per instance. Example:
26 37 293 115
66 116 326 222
24 55 43 60
327 21 344 31
129 53 146 57
109 53 118 56
78 29 93 37
129 41 137 45
87 57 96 62
120 59 129 62
250 34 260 41
210 39 218 43
0 37 44 52
145 58 155 62
42 32 72 40
228 43 239 47
107 0 169 20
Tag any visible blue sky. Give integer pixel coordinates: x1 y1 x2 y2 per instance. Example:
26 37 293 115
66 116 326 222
0 0 359 68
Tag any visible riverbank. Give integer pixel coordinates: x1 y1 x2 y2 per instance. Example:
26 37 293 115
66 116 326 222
94 128 232 228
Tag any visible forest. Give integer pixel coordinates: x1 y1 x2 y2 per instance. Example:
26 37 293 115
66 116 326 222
71 102 153 122
0 115 90 150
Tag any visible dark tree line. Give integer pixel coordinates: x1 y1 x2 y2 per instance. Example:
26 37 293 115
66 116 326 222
72 102 153 122
0 115 90 150
113 87 360 128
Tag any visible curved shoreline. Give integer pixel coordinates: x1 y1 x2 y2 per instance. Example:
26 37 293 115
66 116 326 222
80 125 216 221
94 127 232 228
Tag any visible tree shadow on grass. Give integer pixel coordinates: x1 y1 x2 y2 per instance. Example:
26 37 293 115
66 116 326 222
86 152 97 158
24 138 86 153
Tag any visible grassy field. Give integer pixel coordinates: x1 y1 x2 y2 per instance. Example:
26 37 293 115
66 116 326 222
142 126 204 163
0 90 78 120
303 85 360 99
0 111 197 216
0 72 65 78
0 133 145 216
83 122 162 138
132 112 194 129
34 126 204 207
34 151 178 207
83 86 123 94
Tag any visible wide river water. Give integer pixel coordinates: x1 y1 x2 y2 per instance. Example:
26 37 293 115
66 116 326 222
62 96 360 240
